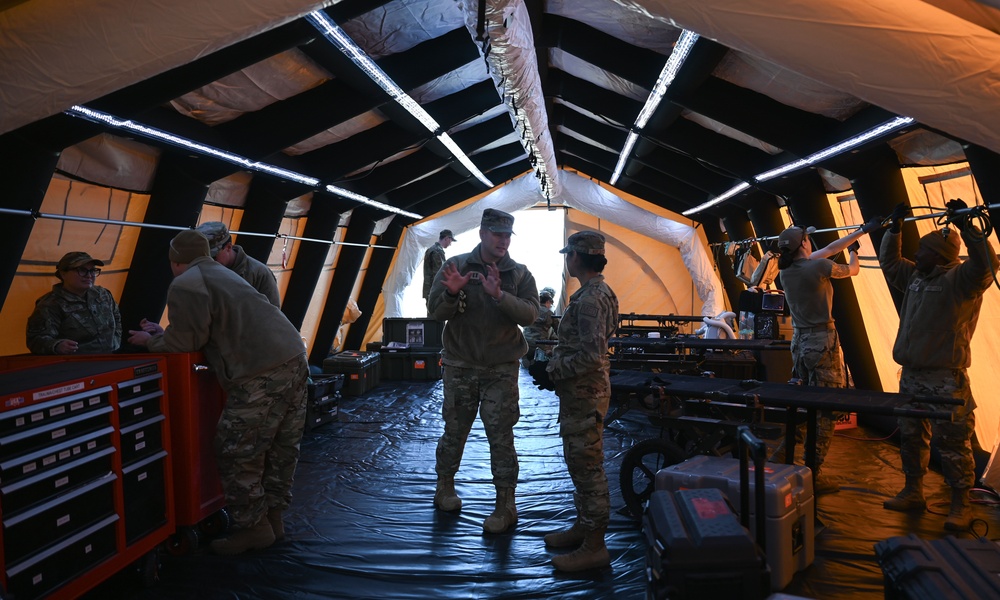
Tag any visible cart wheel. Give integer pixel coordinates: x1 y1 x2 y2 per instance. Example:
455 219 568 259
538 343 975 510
619 438 686 519
200 507 231 537
166 526 201 556
137 550 160 587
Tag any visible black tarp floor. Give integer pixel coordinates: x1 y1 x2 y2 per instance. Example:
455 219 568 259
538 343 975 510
89 372 1000 600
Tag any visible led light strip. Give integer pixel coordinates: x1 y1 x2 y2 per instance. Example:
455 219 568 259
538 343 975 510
307 11 494 189
682 116 915 216
65 105 423 219
610 30 700 185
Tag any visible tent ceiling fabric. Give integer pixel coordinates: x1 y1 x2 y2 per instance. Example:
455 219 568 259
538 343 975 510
3 0 1000 222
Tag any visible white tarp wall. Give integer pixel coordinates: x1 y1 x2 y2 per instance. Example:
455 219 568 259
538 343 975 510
382 170 724 318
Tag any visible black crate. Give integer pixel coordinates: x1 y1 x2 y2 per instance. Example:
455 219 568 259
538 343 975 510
876 534 1000 599
309 375 344 402
322 352 380 396
379 350 442 381
306 398 338 432
382 318 444 348
643 488 770 600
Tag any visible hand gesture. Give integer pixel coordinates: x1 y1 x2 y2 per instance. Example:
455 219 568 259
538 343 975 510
482 263 502 300
55 339 79 354
860 217 884 234
847 241 861 254
946 199 969 230
127 330 152 347
140 318 163 335
527 360 555 391
440 262 471 296
889 203 911 233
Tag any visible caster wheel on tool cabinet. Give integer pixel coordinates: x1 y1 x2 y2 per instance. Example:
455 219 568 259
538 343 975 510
166 526 201 556
200 507 231 537
619 438 686 519
134 550 161 588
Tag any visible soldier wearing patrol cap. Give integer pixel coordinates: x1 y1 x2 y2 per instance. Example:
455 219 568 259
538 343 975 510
879 200 999 531
427 208 539 535
775 216 881 495
197 221 281 307
26 251 121 355
522 284 558 368
128 229 308 555
423 229 457 315
539 231 619 573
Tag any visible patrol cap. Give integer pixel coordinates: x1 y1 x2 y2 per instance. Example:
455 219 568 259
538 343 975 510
481 208 515 234
169 230 211 264
440 229 457 241
57 251 104 271
777 226 816 250
196 221 232 258
919 227 961 263
559 231 606 255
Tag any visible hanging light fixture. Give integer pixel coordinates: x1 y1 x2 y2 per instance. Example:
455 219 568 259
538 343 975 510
65 105 423 219
683 116 915 216
306 11 494 189
610 30 700 185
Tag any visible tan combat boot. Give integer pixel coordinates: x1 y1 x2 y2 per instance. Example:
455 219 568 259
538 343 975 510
943 488 972 532
483 486 517 534
209 515 276 555
883 476 926 512
544 520 585 549
267 507 285 541
551 530 610 573
434 475 462 512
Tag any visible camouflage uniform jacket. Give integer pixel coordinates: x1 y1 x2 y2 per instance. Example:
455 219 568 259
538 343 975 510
427 244 539 367
879 227 998 369
230 245 280 307
548 275 618 433
146 256 304 390
26 284 121 354
523 305 555 342
423 242 446 299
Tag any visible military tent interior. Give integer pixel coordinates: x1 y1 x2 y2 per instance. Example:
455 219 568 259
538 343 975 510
3 0 1000 598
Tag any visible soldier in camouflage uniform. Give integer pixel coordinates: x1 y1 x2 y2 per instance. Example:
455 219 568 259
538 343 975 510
127 230 308 554
198 221 281 307
521 287 556 368
26 251 121 355
776 219 877 494
427 209 539 534
423 229 455 316
879 200 998 531
542 231 618 573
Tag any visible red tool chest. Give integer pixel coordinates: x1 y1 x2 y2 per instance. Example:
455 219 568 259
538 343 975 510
0 358 175 599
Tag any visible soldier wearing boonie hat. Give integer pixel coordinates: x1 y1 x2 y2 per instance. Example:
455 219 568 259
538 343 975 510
26 251 121 355
196 221 280 307
426 206 539 535
878 200 1000 530
539 229 618 573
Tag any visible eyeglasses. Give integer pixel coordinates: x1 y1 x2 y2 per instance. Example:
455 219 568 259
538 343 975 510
72 267 101 278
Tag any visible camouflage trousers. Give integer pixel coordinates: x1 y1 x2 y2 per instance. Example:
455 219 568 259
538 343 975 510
788 328 846 471
216 353 309 528
562 422 610 532
436 362 520 488
897 367 976 490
